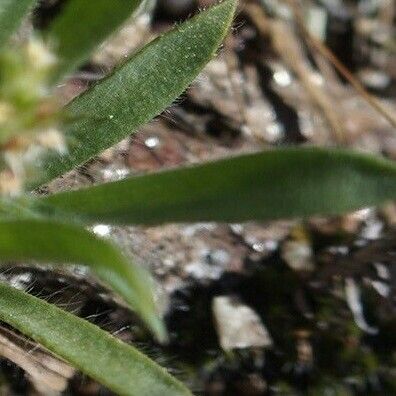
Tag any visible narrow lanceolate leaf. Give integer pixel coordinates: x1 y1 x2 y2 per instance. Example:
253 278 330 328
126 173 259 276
47 0 142 81
0 219 166 342
0 282 192 396
35 0 237 187
39 147 396 224
0 0 37 46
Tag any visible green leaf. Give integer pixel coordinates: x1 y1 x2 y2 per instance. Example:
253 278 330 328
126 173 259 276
38 147 396 224
0 0 37 46
0 282 192 396
34 0 237 187
0 219 166 342
47 0 142 81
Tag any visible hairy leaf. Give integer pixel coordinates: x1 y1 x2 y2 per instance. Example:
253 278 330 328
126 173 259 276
0 0 37 46
47 0 142 81
0 282 191 395
35 0 237 187
39 147 396 224
0 219 165 341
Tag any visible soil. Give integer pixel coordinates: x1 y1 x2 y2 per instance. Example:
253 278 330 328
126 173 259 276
1 0 396 395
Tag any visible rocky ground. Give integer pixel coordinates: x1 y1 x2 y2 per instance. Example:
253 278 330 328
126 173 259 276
0 0 396 394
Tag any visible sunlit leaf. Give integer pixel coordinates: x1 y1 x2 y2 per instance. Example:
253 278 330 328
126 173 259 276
38 147 396 224
0 282 191 395
47 0 142 81
0 219 166 341
34 0 237 187
0 0 37 46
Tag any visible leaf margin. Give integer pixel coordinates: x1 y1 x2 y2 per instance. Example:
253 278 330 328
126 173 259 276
33 0 238 188
0 218 166 341
36 147 396 224
0 280 191 396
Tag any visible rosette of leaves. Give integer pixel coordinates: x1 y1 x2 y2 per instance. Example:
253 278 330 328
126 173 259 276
2 0 396 395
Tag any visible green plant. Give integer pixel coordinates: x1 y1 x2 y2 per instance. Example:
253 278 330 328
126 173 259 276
1 0 396 395
0 1 236 394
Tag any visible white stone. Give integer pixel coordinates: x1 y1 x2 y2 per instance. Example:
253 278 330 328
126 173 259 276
212 296 272 351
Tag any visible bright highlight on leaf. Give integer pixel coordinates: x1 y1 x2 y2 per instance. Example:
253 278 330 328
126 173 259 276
39 147 396 224
0 282 192 396
35 0 238 187
0 219 166 342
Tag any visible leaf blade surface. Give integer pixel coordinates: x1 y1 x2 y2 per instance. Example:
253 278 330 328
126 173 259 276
39 147 396 224
36 0 237 186
0 281 191 396
0 219 165 341
47 0 142 81
0 0 37 46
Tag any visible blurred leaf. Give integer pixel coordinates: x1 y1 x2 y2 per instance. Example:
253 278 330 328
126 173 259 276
34 0 237 187
0 0 37 46
0 282 192 396
0 219 166 341
47 0 142 81
39 147 396 224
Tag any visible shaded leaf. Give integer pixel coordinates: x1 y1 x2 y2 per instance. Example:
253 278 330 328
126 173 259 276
34 0 237 187
39 147 396 224
0 219 165 341
47 0 142 81
0 282 191 395
0 0 37 46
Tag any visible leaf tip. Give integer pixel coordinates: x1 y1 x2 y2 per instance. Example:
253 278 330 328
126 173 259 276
213 0 238 24
147 314 169 344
